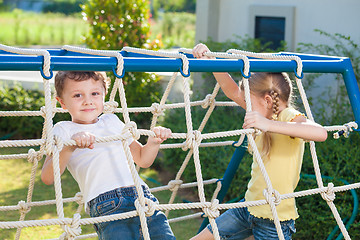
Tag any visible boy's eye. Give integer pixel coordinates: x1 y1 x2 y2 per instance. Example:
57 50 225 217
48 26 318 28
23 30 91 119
92 92 100 96
73 93 81 98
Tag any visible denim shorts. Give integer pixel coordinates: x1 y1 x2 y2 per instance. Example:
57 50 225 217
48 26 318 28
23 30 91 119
88 185 175 240
207 200 296 240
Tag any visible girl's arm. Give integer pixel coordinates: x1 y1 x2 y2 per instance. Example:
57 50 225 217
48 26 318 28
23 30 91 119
192 43 245 109
243 111 328 142
130 126 172 168
213 72 245 109
41 132 95 185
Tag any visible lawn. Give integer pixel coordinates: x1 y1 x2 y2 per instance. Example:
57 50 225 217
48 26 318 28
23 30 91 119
0 10 88 46
0 10 196 49
0 147 202 240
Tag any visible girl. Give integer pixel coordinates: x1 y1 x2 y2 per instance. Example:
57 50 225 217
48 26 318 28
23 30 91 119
191 44 327 240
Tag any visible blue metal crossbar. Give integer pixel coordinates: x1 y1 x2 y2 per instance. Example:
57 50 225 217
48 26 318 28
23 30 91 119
0 48 359 126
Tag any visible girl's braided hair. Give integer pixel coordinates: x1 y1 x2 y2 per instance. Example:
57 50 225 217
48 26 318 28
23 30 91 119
240 72 294 157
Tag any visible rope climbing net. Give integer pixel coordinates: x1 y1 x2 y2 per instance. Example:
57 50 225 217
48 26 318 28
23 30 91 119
0 43 359 240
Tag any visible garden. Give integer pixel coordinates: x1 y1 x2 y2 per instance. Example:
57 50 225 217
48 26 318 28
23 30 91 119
1 0 360 239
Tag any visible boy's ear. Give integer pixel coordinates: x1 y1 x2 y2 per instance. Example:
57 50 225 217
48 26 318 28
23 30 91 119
56 97 67 110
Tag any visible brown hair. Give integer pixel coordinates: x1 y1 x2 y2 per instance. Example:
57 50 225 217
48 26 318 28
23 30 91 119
240 72 294 157
55 71 110 98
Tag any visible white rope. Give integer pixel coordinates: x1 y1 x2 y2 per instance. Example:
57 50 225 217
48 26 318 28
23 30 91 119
1 44 358 240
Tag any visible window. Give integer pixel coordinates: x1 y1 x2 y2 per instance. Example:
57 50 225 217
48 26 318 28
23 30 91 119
255 16 285 50
249 5 295 51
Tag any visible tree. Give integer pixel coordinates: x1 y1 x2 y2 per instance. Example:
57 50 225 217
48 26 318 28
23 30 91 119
82 0 162 129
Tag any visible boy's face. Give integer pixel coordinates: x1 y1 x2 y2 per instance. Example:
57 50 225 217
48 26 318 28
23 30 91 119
56 78 105 124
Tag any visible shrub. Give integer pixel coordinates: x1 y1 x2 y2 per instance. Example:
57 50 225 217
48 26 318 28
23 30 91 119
43 1 84 15
82 0 162 130
0 83 70 140
0 83 45 139
297 29 360 125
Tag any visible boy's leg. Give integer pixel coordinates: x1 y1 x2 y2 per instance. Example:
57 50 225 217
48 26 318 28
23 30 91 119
143 188 176 240
147 210 175 240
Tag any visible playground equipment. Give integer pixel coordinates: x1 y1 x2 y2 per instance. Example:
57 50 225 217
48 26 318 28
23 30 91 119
0 44 359 239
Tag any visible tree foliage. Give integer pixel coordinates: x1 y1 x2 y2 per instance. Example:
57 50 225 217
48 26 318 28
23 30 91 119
82 0 162 129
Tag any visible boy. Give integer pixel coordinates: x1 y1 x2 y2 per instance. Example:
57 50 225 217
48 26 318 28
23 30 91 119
41 71 175 239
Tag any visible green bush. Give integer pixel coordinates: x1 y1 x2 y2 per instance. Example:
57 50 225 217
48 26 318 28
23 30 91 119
152 0 196 16
297 29 360 125
82 0 162 130
43 0 84 15
0 83 70 140
0 83 45 139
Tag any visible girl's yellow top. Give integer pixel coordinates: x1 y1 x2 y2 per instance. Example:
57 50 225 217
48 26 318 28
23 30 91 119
245 107 305 221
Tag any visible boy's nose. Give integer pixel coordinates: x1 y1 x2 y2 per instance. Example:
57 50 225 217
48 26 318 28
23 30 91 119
83 95 93 105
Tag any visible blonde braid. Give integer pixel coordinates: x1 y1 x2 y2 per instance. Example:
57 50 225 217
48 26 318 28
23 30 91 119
270 90 280 120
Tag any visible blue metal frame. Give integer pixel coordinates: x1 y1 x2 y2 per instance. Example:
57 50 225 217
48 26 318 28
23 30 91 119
0 49 359 124
0 49 359 235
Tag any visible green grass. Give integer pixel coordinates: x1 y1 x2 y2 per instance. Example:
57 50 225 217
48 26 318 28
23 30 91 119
0 148 201 239
150 12 196 49
0 10 196 49
0 10 88 46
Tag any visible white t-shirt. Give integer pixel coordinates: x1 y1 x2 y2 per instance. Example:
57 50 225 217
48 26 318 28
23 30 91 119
53 114 146 207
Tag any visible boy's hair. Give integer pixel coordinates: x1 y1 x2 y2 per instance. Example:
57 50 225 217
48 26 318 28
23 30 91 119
55 71 111 97
240 72 294 157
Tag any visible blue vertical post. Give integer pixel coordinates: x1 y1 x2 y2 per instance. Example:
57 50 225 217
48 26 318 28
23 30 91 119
342 58 360 127
198 137 248 232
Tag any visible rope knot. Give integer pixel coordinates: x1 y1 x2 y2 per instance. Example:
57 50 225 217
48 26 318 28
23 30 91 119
203 199 220 219
122 121 140 140
54 135 65 153
17 200 31 214
63 213 82 239
74 192 84 206
27 148 39 163
321 183 336 202
201 94 214 109
263 189 281 206
182 131 202 151
40 106 46 118
151 103 164 116
135 198 157 217
167 180 183 191
103 101 118 114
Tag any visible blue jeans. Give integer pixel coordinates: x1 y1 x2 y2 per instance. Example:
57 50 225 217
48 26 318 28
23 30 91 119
207 200 296 240
88 186 176 240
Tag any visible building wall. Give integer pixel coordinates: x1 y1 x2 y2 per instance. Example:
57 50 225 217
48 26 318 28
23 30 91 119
196 0 360 51
195 0 360 113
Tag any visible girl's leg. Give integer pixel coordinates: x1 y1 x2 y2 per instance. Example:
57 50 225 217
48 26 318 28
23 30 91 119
190 228 215 240
191 204 253 240
251 217 296 240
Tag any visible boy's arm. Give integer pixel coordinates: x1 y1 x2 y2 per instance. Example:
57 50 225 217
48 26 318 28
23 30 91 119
130 127 171 168
41 145 75 185
41 131 95 185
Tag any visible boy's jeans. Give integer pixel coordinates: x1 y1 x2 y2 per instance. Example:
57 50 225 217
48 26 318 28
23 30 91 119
88 186 175 240
207 199 296 240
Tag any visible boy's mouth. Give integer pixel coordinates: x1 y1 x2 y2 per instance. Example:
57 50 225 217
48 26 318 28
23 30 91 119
81 108 96 112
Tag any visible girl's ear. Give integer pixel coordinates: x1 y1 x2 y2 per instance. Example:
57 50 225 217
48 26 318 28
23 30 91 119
56 97 67 110
264 95 273 109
